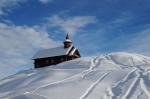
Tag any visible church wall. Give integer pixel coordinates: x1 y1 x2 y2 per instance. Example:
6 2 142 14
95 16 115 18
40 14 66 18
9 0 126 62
34 55 79 68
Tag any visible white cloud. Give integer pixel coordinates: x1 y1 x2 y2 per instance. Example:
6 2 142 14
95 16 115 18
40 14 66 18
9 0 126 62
39 0 53 4
0 0 27 15
0 22 60 79
47 15 96 35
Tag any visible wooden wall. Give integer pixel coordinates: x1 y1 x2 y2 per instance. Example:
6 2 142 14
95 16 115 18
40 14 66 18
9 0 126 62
34 55 79 68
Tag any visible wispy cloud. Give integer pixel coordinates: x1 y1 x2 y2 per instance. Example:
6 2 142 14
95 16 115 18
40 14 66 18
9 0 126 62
112 14 132 25
46 15 96 35
0 22 60 79
0 0 27 15
39 0 53 4
99 25 150 56
74 14 150 56
0 0 55 15
127 27 150 55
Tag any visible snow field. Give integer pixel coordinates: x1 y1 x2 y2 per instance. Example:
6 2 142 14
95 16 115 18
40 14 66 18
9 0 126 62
0 52 150 99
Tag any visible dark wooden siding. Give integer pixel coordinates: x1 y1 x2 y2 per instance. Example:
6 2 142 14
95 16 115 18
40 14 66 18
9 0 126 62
34 54 80 68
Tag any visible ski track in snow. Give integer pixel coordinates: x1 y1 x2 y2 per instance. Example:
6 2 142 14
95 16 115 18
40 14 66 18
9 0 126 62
31 57 100 94
24 92 49 99
79 56 109 99
140 78 150 98
109 68 137 99
90 56 100 70
137 91 144 99
121 71 140 99
120 57 141 99
79 73 109 99
109 56 150 99
28 56 105 98
31 69 92 93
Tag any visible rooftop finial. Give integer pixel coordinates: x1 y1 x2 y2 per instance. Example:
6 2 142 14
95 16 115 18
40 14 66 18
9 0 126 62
64 33 72 42
66 33 69 39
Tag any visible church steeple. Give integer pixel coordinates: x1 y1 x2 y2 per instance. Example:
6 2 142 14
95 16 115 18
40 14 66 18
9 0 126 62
63 33 72 48
66 33 70 39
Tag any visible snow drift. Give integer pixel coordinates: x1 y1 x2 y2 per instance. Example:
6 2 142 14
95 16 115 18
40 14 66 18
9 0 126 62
0 52 150 99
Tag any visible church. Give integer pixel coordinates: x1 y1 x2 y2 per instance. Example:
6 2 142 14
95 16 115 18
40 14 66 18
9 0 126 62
32 34 81 68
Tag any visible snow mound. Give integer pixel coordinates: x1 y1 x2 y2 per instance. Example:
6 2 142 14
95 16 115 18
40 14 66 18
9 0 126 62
108 52 150 66
0 52 150 99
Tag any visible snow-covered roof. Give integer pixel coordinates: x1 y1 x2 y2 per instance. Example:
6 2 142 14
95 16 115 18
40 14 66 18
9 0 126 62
32 45 76 59
65 39 72 42
64 33 72 42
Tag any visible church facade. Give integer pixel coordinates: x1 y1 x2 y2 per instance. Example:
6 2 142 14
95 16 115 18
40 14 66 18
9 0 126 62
32 34 81 68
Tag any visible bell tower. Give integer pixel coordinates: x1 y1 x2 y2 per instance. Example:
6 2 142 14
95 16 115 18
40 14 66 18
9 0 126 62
63 33 72 48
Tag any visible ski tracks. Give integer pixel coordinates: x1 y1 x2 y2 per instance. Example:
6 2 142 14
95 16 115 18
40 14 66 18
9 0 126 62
121 71 140 99
22 68 95 99
79 72 110 99
23 56 150 99
24 92 49 99
108 68 137 99
31 69 92 93
140 78 150 98
110 67 150 99
122 71 150 99
27 56 105 98
30 56 101 93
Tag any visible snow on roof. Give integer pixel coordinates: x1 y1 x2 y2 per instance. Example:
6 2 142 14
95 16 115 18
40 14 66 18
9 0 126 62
64 39 72 42
69 48 76 56
32 45 75 59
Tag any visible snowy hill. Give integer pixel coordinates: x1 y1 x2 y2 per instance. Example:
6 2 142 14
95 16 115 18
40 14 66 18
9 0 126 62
0 52 150 99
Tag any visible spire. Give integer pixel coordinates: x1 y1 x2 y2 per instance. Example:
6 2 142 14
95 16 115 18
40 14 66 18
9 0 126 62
63 33 72 48
64 33 72 42
66 33 69 39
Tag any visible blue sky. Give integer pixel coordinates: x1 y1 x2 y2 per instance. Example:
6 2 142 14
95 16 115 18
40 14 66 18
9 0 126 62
0 0 150 79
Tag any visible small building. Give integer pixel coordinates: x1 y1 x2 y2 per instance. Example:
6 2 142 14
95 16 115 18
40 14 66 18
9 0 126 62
32 34 81 68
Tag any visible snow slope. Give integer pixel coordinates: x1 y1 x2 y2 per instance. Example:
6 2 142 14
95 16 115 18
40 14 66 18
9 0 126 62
0 52 150 99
